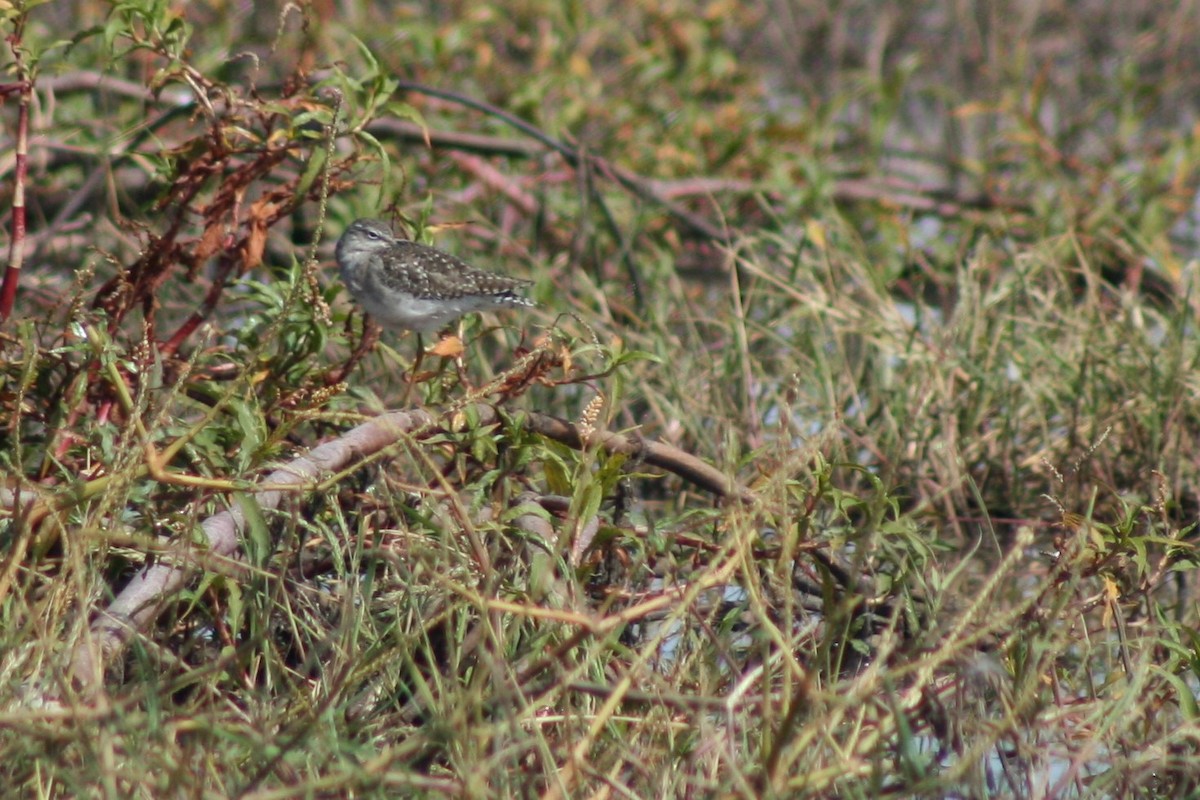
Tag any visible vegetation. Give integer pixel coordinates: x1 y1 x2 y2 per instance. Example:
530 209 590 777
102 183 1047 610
2 0 1200 796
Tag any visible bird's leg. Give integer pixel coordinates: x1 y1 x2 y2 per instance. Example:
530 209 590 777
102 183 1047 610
416 324 470 391
411 332 427 378
451 321 472 390
397 332 426 406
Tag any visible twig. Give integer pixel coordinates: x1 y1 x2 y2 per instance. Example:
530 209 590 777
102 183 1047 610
366 117 543 158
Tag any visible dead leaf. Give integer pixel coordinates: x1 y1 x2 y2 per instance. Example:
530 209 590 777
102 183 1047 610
429 335 464 358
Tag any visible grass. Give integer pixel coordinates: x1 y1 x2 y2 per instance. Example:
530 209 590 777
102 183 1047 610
2 0 1200 796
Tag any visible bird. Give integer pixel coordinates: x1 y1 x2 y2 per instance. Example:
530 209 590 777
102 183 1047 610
334 217 534 334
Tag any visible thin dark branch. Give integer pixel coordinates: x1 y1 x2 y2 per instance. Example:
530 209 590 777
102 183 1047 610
366 117 543 158
393 81 729 243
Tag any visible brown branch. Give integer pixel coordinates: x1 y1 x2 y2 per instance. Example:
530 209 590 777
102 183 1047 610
67 405 749 692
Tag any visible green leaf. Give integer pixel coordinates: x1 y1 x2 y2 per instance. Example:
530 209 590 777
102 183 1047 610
290 127 336 197
235 492 271 568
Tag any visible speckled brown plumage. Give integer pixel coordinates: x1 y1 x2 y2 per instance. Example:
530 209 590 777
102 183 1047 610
335 218 534 333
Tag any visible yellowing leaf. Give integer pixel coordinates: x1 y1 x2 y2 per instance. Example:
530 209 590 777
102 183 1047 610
806 219 827 251
429 335 464 358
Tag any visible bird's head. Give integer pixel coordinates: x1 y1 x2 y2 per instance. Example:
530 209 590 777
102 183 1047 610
337 218 397 260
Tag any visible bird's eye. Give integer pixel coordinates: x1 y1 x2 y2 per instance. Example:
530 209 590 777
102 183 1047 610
366 230 381 240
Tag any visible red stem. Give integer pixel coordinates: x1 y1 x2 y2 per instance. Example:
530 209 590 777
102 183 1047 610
0 79 29 322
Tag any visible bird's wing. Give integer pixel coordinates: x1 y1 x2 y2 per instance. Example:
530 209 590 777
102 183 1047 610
388 241 531 299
